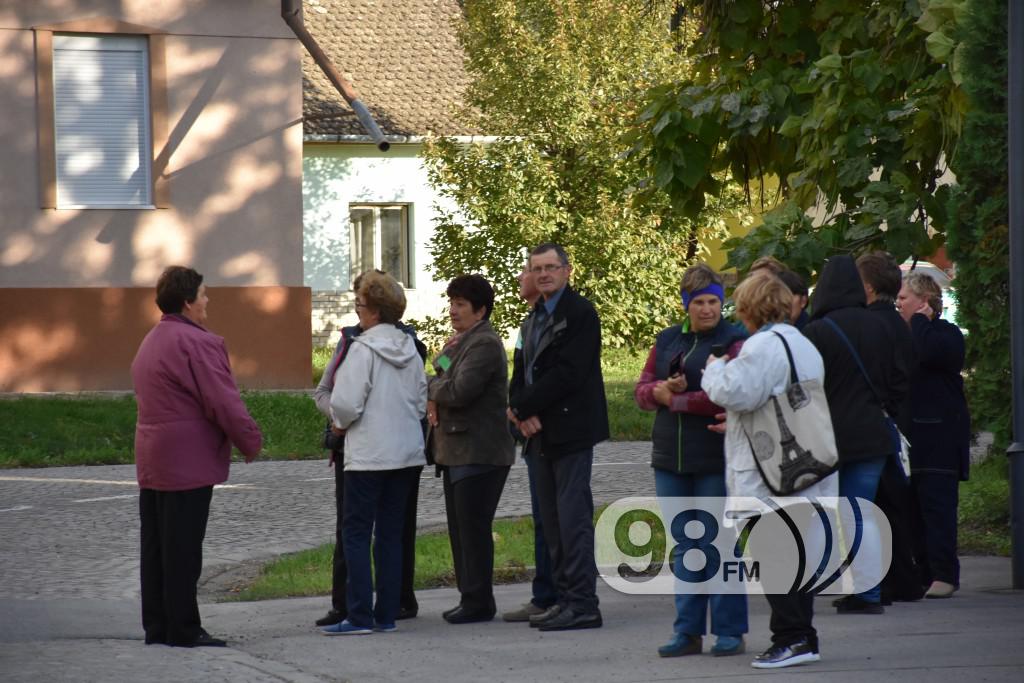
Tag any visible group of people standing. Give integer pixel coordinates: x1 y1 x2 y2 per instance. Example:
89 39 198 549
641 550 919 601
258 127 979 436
307 242 608 635
635 252 970 668
130 245 969 667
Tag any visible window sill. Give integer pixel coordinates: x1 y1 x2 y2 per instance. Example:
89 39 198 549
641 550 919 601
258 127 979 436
54 205 158 210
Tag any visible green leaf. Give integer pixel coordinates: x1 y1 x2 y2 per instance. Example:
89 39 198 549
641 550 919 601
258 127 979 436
652 111 674 136
837 157 873 188
925 31 956 62
730 0 762 25
778 114 804 137
654 157 674 188
814 53 843 72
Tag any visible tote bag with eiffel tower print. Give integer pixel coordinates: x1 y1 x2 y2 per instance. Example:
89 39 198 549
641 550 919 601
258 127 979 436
739 332 839 496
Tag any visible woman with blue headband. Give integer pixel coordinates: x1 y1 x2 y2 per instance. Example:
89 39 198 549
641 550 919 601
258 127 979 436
634 262 748 658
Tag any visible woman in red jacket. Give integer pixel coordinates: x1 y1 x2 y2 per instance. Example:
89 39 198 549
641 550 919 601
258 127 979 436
131 266 262 647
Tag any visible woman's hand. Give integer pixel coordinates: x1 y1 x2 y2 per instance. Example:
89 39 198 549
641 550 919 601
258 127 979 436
653 374 687 406
915 301 935 320
427 400 439 427
705 354 726 368
707 412 727 434
665 374 687 393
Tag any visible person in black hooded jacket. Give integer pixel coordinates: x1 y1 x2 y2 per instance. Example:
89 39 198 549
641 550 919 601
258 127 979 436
802 255 908 614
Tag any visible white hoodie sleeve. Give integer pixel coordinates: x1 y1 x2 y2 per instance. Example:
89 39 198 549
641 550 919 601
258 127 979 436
330 342 374 430
415 364 428 419
703 332 788 413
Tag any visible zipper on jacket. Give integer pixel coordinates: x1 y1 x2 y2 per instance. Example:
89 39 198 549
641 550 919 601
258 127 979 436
676 335 700 472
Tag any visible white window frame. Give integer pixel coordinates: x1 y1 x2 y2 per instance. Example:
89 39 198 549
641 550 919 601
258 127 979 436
349 204 414 289
52 34 153 209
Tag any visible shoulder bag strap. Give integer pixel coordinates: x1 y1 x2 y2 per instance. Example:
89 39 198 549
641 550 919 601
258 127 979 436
770 330 800 385
821 317 884 404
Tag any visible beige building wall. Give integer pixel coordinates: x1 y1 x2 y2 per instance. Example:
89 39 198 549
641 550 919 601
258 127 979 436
0 1 311 390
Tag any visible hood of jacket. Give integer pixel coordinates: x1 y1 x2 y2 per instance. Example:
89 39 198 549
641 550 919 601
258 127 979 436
811 254 866 319
352 323 420 368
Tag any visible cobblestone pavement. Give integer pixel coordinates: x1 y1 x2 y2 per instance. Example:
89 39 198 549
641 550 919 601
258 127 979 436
0 442 654 601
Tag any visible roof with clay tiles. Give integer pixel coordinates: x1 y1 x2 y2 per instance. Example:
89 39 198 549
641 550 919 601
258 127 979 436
301 0 475 137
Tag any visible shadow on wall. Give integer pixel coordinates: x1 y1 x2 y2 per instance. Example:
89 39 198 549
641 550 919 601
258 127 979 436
1 31 303 289
0 286 312 392
303 153 354 290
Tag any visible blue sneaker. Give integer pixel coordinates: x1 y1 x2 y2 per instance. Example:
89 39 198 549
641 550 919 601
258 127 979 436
657 633 702 657
711 635 745 656
373 622 397 633
321 619 372 636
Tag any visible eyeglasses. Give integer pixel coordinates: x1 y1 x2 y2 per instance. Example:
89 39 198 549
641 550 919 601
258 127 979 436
529 264 565 275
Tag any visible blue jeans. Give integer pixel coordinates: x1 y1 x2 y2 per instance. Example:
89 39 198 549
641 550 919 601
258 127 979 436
653 469 748 637
838 456 887 604
524 452 558 608
342 468 417 627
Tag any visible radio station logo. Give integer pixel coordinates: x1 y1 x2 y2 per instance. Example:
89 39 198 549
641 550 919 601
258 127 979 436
595 496 892 595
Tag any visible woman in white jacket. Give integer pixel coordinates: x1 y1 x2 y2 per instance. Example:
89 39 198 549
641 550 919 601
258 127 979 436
322 271 427 636
703 270 837 670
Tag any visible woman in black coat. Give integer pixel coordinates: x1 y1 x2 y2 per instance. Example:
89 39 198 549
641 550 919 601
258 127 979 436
897 271 970 599
802 255 908 614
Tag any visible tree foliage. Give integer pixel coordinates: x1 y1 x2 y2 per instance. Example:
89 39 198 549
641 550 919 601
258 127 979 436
419 0 748 348
946 0 1009 445
635 0 967 278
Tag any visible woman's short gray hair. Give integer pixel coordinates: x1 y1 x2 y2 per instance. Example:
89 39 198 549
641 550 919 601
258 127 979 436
903 270 943 316
357 270 407 324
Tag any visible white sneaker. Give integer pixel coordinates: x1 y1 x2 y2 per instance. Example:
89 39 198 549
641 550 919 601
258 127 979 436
751 640 821 669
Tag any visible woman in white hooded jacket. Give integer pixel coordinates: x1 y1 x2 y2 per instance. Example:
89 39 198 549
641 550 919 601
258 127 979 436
703 270 837 670
322 271 427 636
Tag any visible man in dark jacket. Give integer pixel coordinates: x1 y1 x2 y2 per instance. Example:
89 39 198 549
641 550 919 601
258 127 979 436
802 255 908 614
856 252 923 604
508 242 610 631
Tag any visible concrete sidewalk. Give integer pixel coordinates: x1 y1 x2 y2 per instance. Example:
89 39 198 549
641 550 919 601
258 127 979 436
1 555 1022 682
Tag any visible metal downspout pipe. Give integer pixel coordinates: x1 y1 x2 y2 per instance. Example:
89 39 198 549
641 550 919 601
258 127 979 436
281 0 390 151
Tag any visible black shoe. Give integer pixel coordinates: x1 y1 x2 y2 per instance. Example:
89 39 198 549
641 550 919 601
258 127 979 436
442 605 461 620
835 595 884 614
528 604 563 628
537 608 602 632
144 634 166 645
315 608 346 627
189 628 227 647
444 606 495 624
751 639 820 669
397 605 418 620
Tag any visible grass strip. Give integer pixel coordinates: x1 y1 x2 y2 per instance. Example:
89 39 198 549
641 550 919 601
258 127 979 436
229 516 537 602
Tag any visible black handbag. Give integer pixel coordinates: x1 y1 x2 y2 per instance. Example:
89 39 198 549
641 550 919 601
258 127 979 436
322 420 344 453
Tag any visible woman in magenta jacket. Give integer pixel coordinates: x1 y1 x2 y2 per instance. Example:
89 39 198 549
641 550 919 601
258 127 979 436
131 266 262 648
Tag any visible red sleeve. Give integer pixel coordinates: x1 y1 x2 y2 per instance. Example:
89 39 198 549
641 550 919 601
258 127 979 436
633 345 660 411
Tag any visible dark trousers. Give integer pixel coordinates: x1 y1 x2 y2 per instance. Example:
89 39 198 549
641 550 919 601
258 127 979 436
875 457 924 601
766 593 816 648
342 468 418 627
533 448 599 613
911 471 960 586
524 452 558 608
443 466 510 614
139 486 213 646
330 461 421 614
749 508 815 648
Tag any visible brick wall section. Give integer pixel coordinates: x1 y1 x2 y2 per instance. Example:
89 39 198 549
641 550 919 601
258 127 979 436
311 290 356 348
